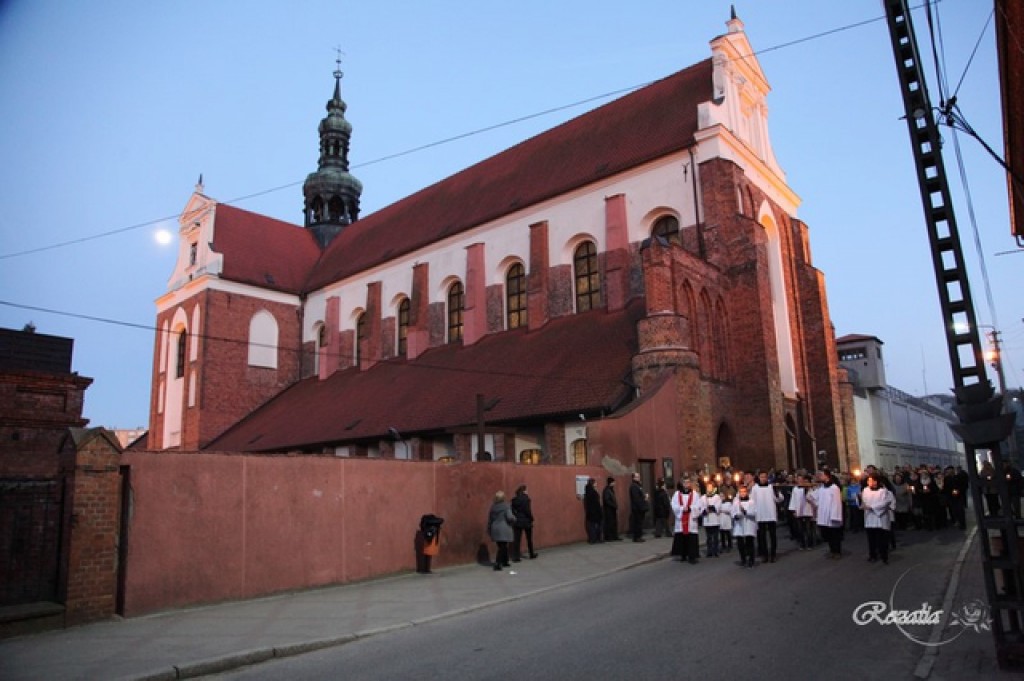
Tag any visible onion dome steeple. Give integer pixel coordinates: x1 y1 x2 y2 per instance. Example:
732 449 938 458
303 58 363 248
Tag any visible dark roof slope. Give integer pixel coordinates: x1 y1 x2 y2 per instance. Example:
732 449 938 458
836 334 883 345
211 203 323 294
305 60 713 290
206 300 645 452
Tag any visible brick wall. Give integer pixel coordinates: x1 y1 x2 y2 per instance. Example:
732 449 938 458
63 431 121 625
151 290 303 450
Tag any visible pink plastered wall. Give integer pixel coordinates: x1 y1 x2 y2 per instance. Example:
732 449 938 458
120 450 606 616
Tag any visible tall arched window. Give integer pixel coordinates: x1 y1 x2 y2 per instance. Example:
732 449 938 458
248 310 279 368
506 263 527 329
355 312 367 366
397 297 410 357
314 322 326 375
652 215 681 245
713 297 729 380
447 281 464 343
573 241 600 312
175 330 187 378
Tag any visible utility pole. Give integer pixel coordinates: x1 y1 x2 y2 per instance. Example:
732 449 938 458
882 0 1023 668
986 328 1009 396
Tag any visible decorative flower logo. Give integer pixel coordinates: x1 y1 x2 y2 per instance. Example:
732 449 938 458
950 599 992 633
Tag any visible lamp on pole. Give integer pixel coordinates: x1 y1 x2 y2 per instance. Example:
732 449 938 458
387 427 409 460
954 322 1007 396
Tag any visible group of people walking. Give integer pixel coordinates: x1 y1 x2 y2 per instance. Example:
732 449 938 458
485 459 1015 573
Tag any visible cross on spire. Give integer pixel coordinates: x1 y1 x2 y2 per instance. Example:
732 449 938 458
333 46 345 80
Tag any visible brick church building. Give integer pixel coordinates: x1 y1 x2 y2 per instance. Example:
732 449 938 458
147 12 855 480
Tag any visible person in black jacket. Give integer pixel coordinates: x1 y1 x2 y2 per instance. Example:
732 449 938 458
629 472 650 542
653 478 671 538
602 477 621 541
510 484 538 561
583 478 603 544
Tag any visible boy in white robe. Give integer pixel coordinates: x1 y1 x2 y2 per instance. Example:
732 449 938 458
702 484 722 557
732 485 758 568
809 469 844 558
788 473 815 550
718 492 734 553
861 473 895 564
750 471 783 563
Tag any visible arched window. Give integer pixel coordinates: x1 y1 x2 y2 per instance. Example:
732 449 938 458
571 438 588 466
652 215 681 245
397 297 410 357
713 297 729 380
506 263 527 329
447 281 464 343
248 310 278 369
314 322 326 375
573 241 600 312
355 312 367 366
175 330 187 378
697 290 713 376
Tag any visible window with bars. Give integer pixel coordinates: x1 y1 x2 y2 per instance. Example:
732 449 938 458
573 241 600 312
652 215 681 245
175 330 187 378
506 263 527 329
571 438 588 466
447 282 464 343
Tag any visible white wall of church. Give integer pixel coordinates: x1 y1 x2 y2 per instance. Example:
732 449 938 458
303 151 698 341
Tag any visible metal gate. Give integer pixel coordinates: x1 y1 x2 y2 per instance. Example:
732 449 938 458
0 479 64 606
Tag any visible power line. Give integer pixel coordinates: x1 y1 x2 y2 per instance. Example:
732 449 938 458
0 6 918 262
0 299 616 388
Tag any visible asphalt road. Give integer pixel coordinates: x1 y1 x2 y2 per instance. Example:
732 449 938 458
205 528 973 681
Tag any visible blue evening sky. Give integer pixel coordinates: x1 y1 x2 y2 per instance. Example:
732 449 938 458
0 0 1019 429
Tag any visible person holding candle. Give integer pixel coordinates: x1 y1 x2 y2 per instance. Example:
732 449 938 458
861 473 895 564
702 481 722 558
732 484 757 568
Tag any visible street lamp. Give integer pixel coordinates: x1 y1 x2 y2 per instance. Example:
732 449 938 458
953 322 1007 395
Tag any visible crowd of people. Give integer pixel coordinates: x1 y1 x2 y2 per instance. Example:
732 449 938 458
481 461 1022 572
574 460 1023 569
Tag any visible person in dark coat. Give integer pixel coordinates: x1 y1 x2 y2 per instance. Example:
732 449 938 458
510 484 538 561
583 478 603 544
602 477 621 541
629 472 650 542
653 478 671 538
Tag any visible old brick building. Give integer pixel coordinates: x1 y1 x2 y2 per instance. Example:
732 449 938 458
0 327 123 633
148 13 854 480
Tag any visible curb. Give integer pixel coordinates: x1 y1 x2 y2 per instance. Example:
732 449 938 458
121 551 667 680
913 524 978 679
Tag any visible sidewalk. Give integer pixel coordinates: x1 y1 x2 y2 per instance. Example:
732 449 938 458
0 528 1006 681
0 537 670 681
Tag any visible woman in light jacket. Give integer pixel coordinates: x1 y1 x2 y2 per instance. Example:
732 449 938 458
488 490 516 571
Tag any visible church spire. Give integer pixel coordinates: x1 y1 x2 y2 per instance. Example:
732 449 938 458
302 55 363 248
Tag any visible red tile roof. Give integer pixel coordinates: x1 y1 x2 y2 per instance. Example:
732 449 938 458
211 203 322 294
206 300 645 452
304 59 713 291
